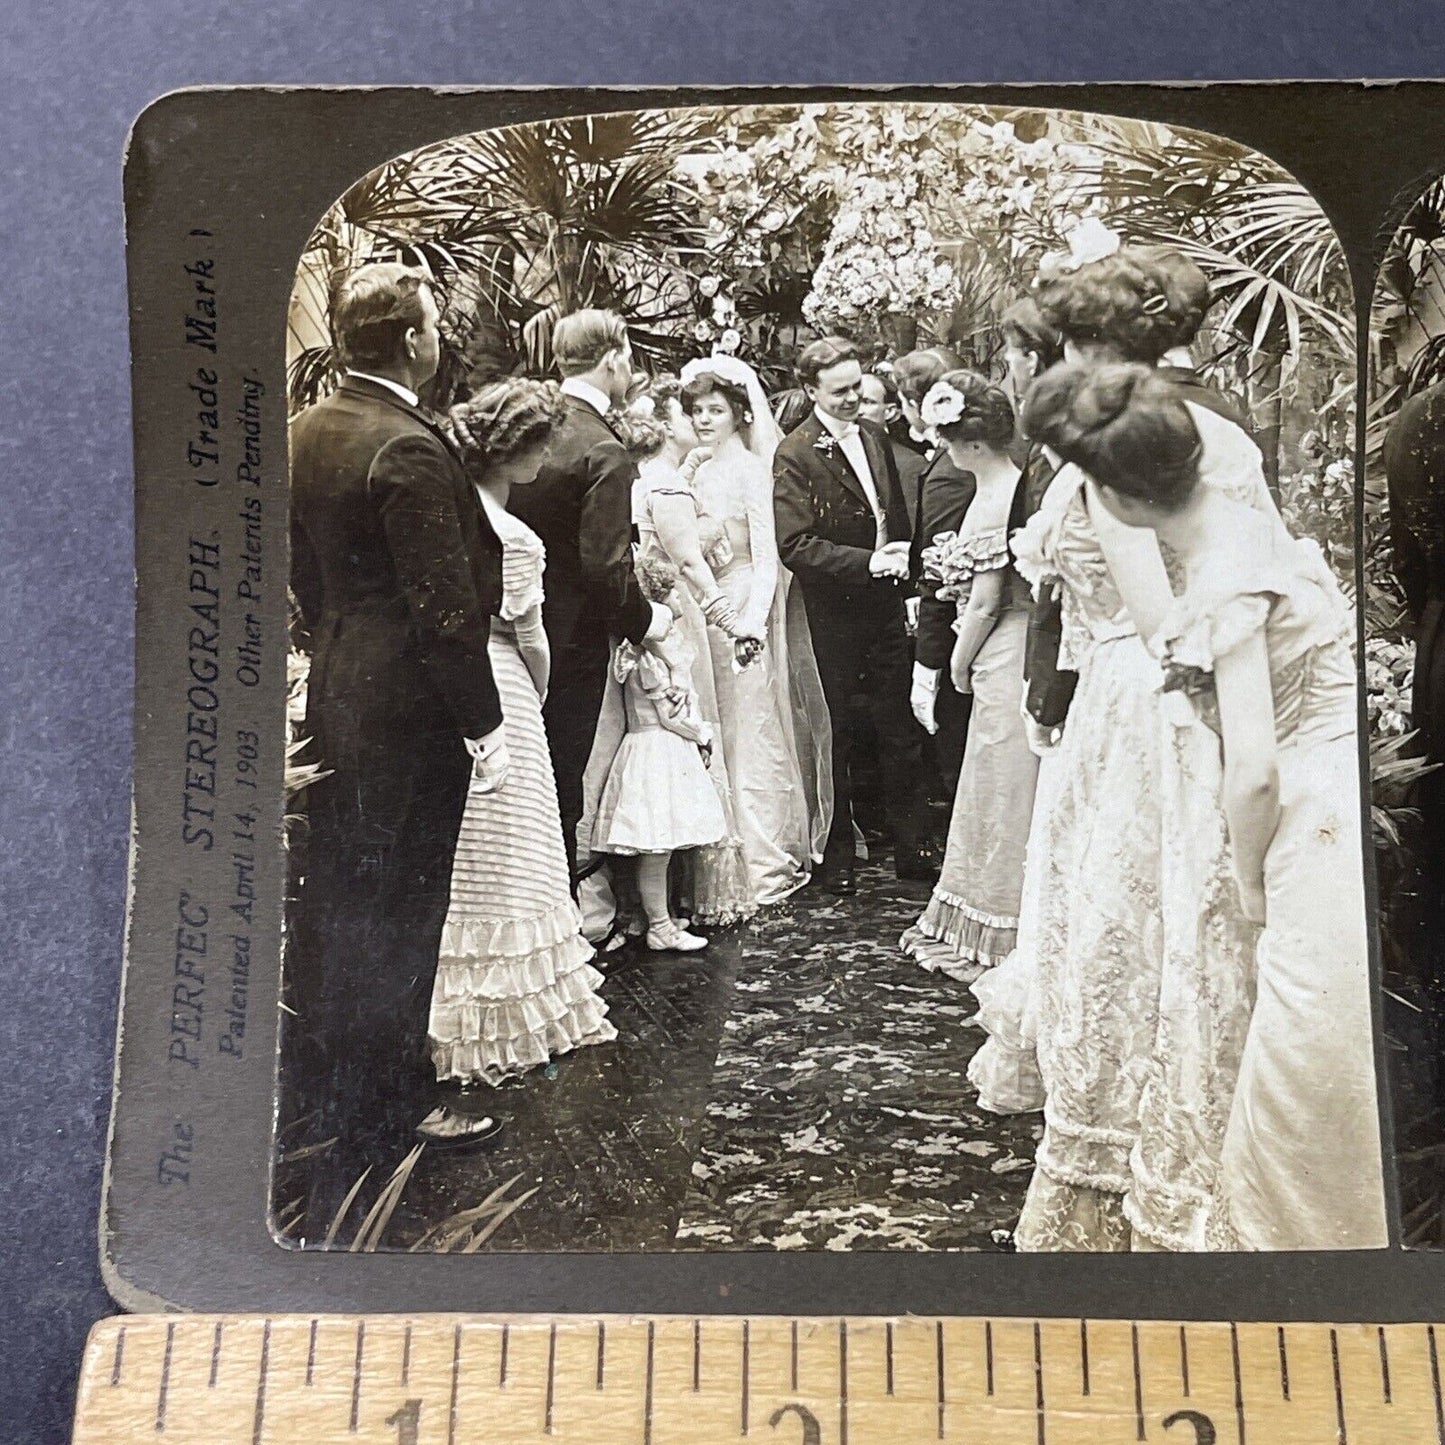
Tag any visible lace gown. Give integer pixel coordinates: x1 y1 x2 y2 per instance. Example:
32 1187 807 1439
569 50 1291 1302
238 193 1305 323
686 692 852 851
969 404 1282 1252
1154 517 1387 1251
429 505 617 1086
901 521 1040 978
693 442 819 907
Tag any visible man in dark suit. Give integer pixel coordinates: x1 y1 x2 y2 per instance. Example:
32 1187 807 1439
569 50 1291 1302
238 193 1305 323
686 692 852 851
773 336 937 893
510 309 672 881
288 264 507 1228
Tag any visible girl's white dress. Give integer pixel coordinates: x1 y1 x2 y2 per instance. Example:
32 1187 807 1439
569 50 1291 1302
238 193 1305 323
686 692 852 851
1153 514 1387 1251
429 505 617 1087
590 639 728 856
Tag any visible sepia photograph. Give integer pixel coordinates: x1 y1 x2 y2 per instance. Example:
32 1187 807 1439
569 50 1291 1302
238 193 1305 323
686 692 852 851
274 99 1387 1255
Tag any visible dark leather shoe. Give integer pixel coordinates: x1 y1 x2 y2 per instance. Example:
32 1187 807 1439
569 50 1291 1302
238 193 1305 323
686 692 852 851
895 848 941 885
818 863 857 897
415 1107 505 1153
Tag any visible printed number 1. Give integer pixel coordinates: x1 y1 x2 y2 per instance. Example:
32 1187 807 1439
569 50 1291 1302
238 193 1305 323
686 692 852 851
387 1399 422 1444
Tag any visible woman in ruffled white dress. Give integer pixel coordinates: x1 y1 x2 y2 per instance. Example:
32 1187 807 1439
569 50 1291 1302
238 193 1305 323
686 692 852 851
968 241 1289 1251
1036 361 1385 1249
899 372 1039 979
676 355 833 908
429 381 616 1088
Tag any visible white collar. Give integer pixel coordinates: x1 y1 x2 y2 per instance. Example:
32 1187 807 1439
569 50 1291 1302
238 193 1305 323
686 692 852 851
347 370 419 408
815 405 859 439
561 377 613 417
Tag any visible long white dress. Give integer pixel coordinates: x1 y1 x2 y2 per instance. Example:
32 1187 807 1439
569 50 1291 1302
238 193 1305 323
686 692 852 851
1152 516 1387 1250
429 503 617 1086
969 404 1284 1252
692 437 829 908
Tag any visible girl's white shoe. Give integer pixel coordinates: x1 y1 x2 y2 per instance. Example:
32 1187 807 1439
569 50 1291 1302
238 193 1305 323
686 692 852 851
645 919 709 952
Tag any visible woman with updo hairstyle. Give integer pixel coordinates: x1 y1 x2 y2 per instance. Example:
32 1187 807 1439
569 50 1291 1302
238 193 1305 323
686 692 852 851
673 354 834 909
1020 363 1386 1251
891 346 977 787
898 371 1041 984
965 250 1293 1253
429 378 618 1092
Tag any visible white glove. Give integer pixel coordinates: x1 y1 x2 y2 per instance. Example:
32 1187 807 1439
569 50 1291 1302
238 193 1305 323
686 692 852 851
465 727 510 794
910 663 941 736
1023 715 1062 758
868 544 910 581
904 595 921 632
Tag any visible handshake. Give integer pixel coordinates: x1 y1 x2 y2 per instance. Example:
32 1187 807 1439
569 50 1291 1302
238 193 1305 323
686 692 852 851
868 541 911 583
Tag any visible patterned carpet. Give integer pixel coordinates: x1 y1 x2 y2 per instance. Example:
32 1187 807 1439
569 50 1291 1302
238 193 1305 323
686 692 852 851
673 854 1040 1251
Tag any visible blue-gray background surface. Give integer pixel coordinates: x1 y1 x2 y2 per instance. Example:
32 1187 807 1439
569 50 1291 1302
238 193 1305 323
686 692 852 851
4 4 1443 1440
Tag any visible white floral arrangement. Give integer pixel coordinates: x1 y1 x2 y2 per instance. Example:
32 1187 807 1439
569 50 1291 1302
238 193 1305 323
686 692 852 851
1035 216 1122 283
919 379 966 430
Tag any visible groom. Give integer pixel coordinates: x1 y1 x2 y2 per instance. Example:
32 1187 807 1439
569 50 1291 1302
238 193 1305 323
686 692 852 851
773 335 938 894
288 264 509 1230
510 309 674 882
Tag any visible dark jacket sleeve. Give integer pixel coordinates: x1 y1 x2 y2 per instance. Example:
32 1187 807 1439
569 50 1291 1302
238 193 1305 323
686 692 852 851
773 450 875 588
580 437 652 644
914 467 976 671
369 432 503 738
289 510 323 646
1385 394 1437 625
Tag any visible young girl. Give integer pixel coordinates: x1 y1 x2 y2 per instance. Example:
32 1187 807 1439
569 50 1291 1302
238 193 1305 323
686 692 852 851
1026 360 1387 1251
590 553 728 952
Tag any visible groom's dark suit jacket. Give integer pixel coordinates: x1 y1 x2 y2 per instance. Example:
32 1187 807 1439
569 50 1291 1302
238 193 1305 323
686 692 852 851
773 411 913 603
289 373 504 741
910 447 978 672
510 394 653 657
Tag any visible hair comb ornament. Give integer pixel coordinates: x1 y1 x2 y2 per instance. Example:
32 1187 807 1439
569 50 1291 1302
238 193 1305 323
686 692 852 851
1141 292 1171 315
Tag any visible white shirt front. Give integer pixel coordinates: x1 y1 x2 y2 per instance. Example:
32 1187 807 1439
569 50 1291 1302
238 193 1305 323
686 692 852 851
816 405 886 547
347 370 419 408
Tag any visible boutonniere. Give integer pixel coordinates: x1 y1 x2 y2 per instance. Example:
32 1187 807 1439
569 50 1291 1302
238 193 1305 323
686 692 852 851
813 432 840 459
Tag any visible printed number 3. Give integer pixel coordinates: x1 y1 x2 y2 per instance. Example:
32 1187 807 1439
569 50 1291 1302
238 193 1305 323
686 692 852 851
1163 1409 1217 1444
387 1399 422 1445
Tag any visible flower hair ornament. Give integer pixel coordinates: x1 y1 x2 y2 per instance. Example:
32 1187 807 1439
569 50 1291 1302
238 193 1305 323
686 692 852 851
680 352 756 390
1034 215 1122 284
920 379 966 430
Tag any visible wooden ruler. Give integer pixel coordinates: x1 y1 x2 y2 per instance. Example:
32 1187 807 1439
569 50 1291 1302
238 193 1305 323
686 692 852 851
71 1314 1445 1444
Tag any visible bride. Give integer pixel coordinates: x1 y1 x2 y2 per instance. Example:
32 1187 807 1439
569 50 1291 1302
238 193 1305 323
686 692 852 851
678 354 832 908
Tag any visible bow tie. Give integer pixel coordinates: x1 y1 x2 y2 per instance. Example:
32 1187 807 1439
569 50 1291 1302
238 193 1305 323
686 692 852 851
831 422 860 441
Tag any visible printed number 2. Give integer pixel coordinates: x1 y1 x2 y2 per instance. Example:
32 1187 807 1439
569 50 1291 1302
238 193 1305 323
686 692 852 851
1163 1409 1217 1444
770 1403 823 1445
387 1399 422 1445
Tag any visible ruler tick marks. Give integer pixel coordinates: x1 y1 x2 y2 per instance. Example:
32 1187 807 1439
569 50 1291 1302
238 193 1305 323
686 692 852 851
839 1321 850 1445
1331 1328 1347 1444
447 1325 462 1445
1277 1326 1290 1400
885 1322 895 1397
305 1319 318 1387
1081 1320 1091 1396
1034 1322 1046 1445
791 1319 799 1394
742 1320 751 1436
156 1321 176 1433
402 1325 412 1388
1131 1324 1144 1442
500 1323 510 1388
935 1321 945 1439
693 1319 701 1393
1178 1325 1189 1398
644 1322 656 1445
546 1323 557 1435
209 1322 223 1389
251 1320 271 1445
350 1321 366 1432
109 1325 126 1388
1231 1323 1246 1445
1377 1327 1391 1404
1430 1326 1443 1444
597 1321 606 1390
986 1321 995 1396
